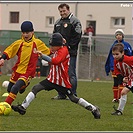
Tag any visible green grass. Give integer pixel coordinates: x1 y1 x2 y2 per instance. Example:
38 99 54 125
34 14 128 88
0 75 133 131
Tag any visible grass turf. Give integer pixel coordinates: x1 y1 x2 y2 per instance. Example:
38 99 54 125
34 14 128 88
0 75 133 131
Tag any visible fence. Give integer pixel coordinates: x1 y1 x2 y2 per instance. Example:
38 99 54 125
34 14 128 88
1 31 133 81
78 35 133 81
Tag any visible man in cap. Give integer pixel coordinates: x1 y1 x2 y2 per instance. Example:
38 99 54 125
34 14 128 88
0 20 50 106
105 29 133 103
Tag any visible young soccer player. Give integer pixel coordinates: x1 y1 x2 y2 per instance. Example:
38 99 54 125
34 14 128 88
111 43 133 115
0 21 50 105
105 29 133 103
11 33 101 119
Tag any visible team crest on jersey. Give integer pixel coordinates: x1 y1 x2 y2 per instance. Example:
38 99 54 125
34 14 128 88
64 23 68 28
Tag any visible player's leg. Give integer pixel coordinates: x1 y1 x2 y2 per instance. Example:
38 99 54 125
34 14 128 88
111 87 130 115
11 79 53 115
5 79 26 105
56 87 100 119
112 76 119 103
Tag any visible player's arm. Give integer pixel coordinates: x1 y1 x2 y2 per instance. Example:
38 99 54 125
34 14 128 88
37 51 51 62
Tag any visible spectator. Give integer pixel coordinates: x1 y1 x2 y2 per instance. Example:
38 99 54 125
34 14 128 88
84 24 94 46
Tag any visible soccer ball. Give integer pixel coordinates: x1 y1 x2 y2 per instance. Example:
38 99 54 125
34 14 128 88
2 81 9 88
0 102 12 116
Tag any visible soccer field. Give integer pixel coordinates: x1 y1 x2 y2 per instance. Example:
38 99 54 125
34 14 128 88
0 75 133 131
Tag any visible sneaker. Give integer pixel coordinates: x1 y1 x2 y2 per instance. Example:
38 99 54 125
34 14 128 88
112 99 119 103
111 105 122 115
91 106 101 119
111 110 122 115
11 104 26 115
51 95 69 100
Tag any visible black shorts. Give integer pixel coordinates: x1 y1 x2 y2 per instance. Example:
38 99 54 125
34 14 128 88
40 79 73 96
126 85 133 93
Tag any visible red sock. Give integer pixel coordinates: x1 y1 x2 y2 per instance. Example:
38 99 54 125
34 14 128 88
5 92 16 105
113 86 119 100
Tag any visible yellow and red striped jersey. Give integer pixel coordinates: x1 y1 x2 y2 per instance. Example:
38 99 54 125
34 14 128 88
3 35 50 77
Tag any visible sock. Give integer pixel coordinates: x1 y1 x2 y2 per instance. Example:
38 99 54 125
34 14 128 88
78 98 96 111
38 72 40 77
117 94 127 112
118 84 123 99
21 92 35 109
5 92 16 105
113 86 119 100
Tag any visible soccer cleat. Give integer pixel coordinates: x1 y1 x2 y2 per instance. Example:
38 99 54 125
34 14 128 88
111 110 122 115
112 99 119 103
91 106 101 119
51 95 69 100
111 105 122 115
11 104 26 115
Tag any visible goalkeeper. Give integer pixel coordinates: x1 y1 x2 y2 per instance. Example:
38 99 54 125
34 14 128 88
11 33 101 119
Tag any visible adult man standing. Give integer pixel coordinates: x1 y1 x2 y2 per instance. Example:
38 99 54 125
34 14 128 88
52 3 82 99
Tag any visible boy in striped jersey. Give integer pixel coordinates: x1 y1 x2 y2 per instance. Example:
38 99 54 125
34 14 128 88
12 33 101 119
111 43 133 115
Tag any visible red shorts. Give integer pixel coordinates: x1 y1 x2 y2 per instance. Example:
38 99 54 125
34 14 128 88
10 71 32 86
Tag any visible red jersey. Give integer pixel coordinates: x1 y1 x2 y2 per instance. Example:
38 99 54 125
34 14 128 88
47 46 71 88
114 55 133 86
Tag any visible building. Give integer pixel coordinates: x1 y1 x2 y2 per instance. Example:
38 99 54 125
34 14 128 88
0 2 132 35
0 2 133 80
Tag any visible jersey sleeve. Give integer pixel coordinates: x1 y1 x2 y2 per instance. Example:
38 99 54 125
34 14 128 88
3 40 22 60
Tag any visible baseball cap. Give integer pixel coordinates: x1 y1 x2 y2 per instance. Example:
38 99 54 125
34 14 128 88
21 21 34 32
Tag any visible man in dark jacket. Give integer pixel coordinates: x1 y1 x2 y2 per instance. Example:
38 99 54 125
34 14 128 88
52 3 82 99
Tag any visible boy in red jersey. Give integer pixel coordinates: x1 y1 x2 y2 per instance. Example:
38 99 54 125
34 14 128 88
11 33 101 119
0 21 50 105
111 43 133 115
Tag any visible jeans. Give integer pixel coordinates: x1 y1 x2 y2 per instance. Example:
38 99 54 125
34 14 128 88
58 56 77 97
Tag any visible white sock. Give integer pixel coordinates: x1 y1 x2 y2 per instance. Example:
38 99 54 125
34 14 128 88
118 94 127 112
21 92 35 109
78 98 96 110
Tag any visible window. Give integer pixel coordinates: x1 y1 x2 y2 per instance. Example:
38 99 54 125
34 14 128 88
46 16 54 27
10 12 19 23
111 17 125 27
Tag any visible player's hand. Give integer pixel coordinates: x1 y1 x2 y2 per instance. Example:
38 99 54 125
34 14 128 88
36 51 42 56
0 59 5 66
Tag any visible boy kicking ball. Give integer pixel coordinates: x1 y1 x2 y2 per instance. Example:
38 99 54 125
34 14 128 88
12 33 100 119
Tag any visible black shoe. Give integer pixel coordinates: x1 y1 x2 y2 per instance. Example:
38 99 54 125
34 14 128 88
11 105 26 115
91 106 101 119
51 95 69 100
111 110 122 115
111 105 122 115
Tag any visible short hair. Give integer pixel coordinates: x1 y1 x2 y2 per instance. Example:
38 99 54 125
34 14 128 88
112 43 124 53
58 3 70 10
